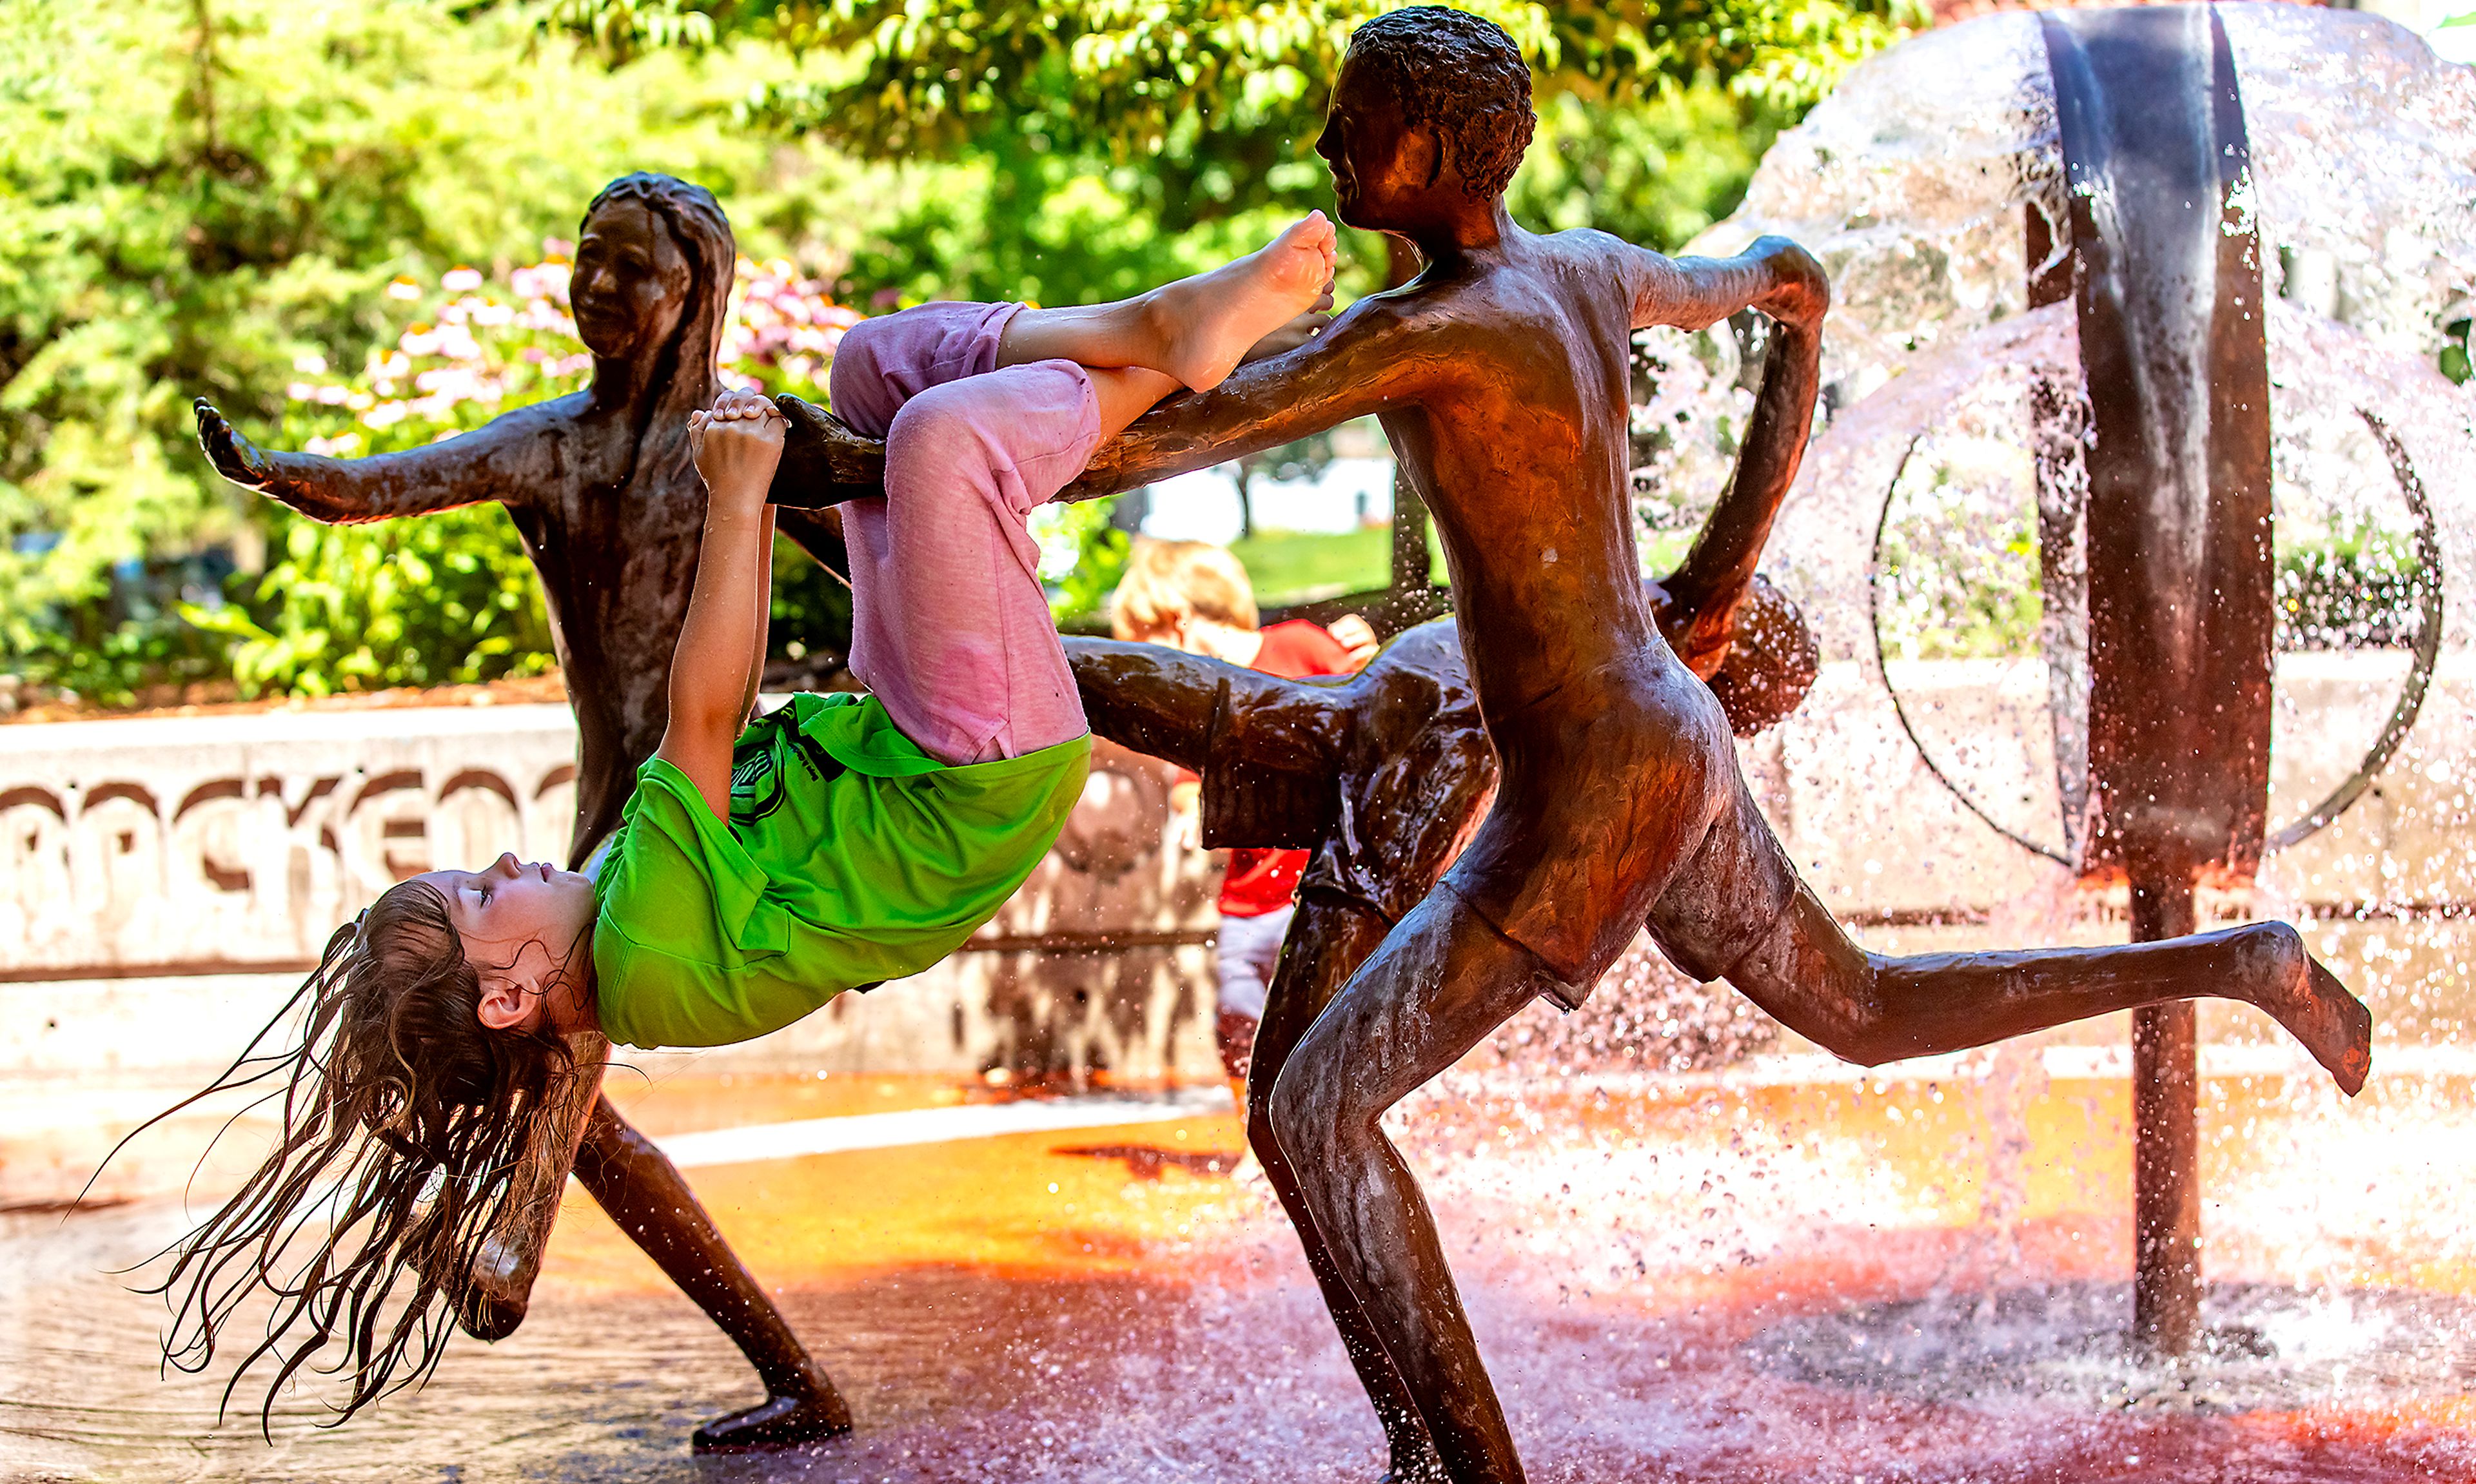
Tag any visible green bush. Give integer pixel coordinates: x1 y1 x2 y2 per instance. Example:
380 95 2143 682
4 0 1895 703
191 506 554 696
0 0 871 703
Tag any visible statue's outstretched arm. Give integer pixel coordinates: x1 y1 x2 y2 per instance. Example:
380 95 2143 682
192 395 605 523
1065 295 1436 500
769 298 1431 509
1624 235 1828 337
1622 237 1830 672
1064 637 1353 846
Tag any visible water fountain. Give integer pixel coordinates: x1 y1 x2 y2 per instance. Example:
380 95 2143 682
1667 0 2476 1413
6 6 2475 1481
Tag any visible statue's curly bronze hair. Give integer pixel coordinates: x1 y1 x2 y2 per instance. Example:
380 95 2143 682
1346 7 1537 201
117 880 577 1434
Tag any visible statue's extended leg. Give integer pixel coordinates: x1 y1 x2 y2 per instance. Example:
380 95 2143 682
571 1097 856 1452
1250 895 1444 1483
1269 885 1580 1484
1651 780 2373 1093
1727 888 2371 1089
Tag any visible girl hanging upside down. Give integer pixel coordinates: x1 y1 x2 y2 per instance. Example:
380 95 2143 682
152 213 1340 1422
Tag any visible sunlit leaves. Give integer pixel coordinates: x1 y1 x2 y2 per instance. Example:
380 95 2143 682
545 0 1918 164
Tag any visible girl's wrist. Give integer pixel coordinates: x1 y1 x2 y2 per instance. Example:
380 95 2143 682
702 479 772 521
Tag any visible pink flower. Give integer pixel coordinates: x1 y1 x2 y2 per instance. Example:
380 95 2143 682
442 267 484 292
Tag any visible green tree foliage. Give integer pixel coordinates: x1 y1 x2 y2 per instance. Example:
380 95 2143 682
5 0 1903 705
544 0 1905 307
0 0 872 702
551 0 1908 150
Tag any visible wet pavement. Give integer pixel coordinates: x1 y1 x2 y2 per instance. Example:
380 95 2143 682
7 1060 2476 1483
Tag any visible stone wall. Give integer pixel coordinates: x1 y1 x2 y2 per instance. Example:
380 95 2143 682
0 703 1225 1083
6 650 2469 1083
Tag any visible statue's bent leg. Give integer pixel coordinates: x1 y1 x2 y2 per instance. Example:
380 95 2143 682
1268 885 1582 1484
571 1097 856 1452
1249 895 1442 1483
1651 780 2373 1093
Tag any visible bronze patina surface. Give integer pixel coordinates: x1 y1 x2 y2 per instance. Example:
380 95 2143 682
193 174 854 1454
194 14 2372 1471
764 13 2363 1479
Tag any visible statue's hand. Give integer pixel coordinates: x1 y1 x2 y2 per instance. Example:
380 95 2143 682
1747 237 1830 331
1239 294 1335 368
770 394 887 509
193 398 278 490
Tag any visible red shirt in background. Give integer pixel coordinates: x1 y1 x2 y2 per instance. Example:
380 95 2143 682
1208 619 1357 917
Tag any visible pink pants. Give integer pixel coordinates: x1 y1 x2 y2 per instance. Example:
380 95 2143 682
829 301 1100 765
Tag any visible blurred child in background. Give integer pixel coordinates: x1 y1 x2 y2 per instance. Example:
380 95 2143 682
1112 537 1376 1077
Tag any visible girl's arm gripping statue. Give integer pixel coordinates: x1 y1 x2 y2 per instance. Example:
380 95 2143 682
662 389 783 818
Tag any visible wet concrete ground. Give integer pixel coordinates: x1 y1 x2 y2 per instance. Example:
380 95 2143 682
6 1060 2476 1483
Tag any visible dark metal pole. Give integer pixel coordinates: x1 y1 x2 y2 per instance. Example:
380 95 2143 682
2038 7 2274 1362
2128 870 2202 1357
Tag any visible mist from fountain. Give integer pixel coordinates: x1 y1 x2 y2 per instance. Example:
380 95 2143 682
7 9 2476 1479
1604 0 2476 1429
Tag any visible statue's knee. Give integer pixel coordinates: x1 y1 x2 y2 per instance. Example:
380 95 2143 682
1244 1098 1284 1170
2235 917 2307 979
1267 1057 1342 1169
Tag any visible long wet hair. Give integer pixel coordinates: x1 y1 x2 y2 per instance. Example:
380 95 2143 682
122 881 578 1434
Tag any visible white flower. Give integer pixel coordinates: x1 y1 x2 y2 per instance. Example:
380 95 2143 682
442 267 484 292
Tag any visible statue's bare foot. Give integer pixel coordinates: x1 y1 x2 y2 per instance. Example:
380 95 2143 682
2244 921 2372 1095
1144 212 1338 392
689 1385 855 1454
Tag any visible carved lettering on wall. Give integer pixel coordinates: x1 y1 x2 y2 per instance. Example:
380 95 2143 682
1 715 584 972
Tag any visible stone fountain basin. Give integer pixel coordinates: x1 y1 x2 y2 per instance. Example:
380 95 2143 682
7 1058 2475 1483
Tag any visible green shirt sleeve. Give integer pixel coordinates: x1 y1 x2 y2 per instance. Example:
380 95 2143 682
593 758 796 1050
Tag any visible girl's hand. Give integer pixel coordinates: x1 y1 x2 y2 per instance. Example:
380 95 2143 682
689 388 785 509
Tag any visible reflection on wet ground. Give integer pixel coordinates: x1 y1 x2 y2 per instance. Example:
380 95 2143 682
8 1062 2476 1482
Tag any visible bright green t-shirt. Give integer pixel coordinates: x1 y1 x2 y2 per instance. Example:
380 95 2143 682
592 692 1090 1050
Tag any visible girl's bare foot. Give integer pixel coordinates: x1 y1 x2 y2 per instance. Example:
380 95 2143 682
2242 921 2372 1095
1145 213 1339 392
